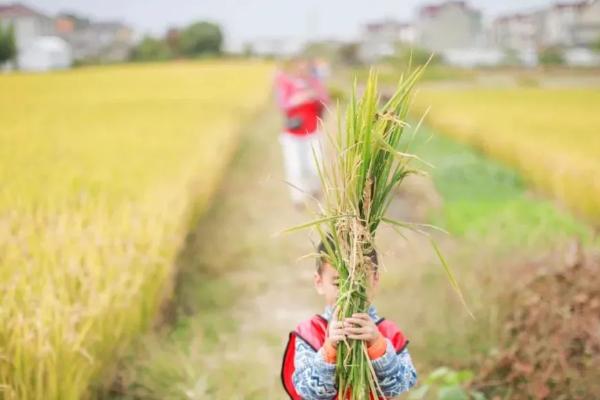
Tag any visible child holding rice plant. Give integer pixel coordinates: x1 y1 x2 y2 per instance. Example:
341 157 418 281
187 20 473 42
278 68 423 399
281 239 417 400
280 65 463 399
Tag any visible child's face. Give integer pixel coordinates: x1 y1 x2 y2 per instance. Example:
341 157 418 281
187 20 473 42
314 262 380 306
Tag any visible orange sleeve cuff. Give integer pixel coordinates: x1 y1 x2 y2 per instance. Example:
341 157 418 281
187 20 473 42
367 335 387 360
322 341 337 364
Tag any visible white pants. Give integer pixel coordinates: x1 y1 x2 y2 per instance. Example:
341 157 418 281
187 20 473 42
279 131 323 204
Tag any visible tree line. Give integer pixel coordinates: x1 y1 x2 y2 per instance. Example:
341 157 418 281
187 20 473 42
131 21 223 62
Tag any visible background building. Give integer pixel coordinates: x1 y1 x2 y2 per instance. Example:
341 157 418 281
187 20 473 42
0 3 53 49
55 14 133 63
0 2 133 70
416 1 483 51
0 3 72 70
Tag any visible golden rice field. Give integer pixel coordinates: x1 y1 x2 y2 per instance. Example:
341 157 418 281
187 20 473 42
413 87 600 224
0 61 272 399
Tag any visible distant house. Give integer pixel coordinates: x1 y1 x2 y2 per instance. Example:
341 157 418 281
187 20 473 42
0 3 73 71
18 36 71 71
493 12 541 52
571 0 600 46
564 46 600 65
56 14 133 62
492 13 544 66
443 48 505 67
358 19 415 62
495 1 600 50
416 1 483 51
0 3 54 50
491 0 600 66
542 1 587 46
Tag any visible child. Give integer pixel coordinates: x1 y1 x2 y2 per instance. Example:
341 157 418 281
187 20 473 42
274 58 329 207
281 241 417 399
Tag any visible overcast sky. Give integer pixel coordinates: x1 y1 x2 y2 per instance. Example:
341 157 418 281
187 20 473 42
28 0 555 50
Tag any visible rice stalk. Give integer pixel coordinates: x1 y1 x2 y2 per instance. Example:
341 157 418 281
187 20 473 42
288 66 469 398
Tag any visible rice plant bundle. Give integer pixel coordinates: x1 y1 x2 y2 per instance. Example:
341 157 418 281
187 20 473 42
289 67 467 399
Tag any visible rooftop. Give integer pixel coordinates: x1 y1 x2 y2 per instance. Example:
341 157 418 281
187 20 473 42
419 1 479 18
0 3 46 18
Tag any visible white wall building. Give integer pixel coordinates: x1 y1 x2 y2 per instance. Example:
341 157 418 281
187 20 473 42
18 36 71 71
0 3 54 50
416 1 483 52
542 2 587 46
571 0 600 46
564 46 600 65
399 23 417 44
493 12 541 52
358 19 415 62
0 3 72 71
495 1 600 50
442 48 505 67
56 16 134 63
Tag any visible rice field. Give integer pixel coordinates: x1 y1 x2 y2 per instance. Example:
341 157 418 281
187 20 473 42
0 61 272 399
413 87 600 224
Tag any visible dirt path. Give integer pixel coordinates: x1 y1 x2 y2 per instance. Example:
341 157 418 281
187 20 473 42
113 107 323 399
114 105 448 400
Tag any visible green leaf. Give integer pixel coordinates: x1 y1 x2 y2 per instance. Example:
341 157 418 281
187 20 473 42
438 385 469 400
280 214 355 233
430 239 474 319
442 370 460 385
471 391 487 400
425 367 451 384
408 384 430 400
382 217 448 235
455 369 474 384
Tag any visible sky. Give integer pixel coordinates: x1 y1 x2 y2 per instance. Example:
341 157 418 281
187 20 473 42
27 0 555 50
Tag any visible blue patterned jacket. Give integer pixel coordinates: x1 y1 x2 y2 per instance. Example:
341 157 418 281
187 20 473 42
292 305 417 399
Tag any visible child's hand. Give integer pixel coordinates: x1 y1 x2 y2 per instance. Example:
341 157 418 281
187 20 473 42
343 313 382 346
326 307 346 348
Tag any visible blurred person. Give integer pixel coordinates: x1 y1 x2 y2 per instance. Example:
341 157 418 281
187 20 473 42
274 57 329 208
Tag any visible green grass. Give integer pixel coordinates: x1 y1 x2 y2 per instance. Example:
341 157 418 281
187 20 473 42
375 121 597 381
407 124 592 249
413 87 600 224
